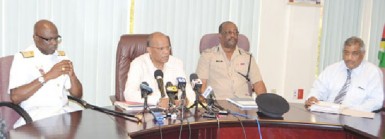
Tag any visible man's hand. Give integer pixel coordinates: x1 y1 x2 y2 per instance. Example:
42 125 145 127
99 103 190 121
305 96 319 108
158 98 169 109
45 60 74 81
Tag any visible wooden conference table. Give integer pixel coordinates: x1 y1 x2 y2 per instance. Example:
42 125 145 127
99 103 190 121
8 101 385 139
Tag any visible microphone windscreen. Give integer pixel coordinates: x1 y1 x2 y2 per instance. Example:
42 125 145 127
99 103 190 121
142 82 149 86
189 73 198 82
165 81 173 87
154 69 163 79
140 82 153 94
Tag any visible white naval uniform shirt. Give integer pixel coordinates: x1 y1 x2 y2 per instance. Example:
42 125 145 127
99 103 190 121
8 45 73 128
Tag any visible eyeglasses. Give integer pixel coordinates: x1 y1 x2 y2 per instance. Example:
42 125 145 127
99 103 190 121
221 31 239 36
151 46 172 51
36 35 62 43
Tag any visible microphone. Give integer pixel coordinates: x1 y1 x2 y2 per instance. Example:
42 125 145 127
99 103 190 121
176 77 187 99
140 82 153 98
190 73 202 92
154 70 166 98
165 82 178 104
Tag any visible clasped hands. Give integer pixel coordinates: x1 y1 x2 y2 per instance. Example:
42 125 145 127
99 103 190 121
44 60 76 81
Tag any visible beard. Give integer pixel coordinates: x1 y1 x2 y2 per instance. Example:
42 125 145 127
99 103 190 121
224 38 237 48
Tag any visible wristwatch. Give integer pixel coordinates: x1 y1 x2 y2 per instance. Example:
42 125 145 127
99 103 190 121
38 76 45 85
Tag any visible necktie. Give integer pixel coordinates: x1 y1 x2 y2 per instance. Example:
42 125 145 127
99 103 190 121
334 69 352 104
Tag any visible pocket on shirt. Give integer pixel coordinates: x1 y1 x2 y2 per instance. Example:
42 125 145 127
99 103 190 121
346 84 366 104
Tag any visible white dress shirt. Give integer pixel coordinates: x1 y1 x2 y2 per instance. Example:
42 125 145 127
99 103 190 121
8 45 74 128
307 60 384 112
124 53 195 105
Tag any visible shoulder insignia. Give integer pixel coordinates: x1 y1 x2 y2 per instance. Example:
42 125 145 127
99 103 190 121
57 51 66 56
20 51 34 58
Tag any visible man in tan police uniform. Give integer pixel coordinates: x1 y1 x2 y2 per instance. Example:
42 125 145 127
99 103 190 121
196 21 267 99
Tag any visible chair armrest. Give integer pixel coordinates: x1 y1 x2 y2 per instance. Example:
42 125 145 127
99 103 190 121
0 102 32 124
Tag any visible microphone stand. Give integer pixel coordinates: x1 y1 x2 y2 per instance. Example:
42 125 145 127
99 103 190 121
202 95 216 118
188 89 207 111
142 94 150 113
68 95 141 122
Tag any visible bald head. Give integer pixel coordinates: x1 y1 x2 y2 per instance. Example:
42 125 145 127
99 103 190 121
33 19 61 55
147 32 169 47
146 32 171 69
34 20 58 35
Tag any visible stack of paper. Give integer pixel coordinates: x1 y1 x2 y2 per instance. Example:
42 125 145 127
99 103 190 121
114 101 156 111
226 98 258 109
308 101 342 114
309 101 375 118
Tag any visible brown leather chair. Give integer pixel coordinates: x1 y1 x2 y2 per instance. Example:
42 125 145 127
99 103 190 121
112 34 172 103
199 33 250 53
0 55 32 132
113 34 150 102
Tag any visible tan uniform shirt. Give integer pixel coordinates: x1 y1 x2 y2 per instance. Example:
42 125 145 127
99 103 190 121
196 45 262 99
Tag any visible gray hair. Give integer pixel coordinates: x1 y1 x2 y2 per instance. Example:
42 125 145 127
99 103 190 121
344 36 365 52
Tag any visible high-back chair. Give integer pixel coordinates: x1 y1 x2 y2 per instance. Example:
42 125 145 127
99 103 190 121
199 33 250 53
0 55 32 132
113 34 150 102
112 34 172 103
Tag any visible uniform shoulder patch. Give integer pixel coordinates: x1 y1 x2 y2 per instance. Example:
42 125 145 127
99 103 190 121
20 51 34 58
57 51 66 56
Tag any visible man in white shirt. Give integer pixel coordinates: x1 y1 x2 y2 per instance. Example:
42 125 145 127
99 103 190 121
124 32 194 107
8 20 83 128
305 36 384 112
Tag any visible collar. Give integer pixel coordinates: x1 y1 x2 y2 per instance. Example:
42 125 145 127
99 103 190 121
342 61 366 76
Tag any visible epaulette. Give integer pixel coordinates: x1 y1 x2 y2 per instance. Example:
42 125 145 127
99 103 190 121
20 51 34 58
57 51 66 56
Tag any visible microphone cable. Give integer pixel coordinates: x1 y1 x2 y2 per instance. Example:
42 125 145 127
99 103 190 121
216 115 220 139
68 95 141 122
232 114 247 139
228 110 262 139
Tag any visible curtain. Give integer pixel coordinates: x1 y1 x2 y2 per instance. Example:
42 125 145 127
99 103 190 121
132 0 261 74
319 0 362 71
367 0 385 64
0 0 260 106
0 0 129 105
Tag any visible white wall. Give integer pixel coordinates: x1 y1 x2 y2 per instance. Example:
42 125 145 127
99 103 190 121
258 0 321 102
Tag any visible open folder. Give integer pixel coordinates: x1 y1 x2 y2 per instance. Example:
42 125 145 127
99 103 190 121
308 101 375 118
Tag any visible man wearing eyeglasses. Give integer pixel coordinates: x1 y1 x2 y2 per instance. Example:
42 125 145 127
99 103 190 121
8 19 83 128
124 32 194 108
196 21 267 99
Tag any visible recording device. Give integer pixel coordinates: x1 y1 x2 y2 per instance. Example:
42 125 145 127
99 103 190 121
140 82 153 111
190 73 202 91
154 70 166 98
176 77 187 99
165 82 178 105
140 82 153 98
188 73 206 110
150 107 166 125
